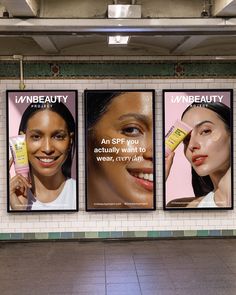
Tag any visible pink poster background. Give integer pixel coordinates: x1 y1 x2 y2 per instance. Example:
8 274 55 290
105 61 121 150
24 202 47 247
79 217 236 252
164 90 231 204
8 90 77 179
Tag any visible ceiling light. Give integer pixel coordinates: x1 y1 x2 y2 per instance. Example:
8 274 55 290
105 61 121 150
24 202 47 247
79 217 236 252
108 35 130 46
108 4 141 18
107 2 141 46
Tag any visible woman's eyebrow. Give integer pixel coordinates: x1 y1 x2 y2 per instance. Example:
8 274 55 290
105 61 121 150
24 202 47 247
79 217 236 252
53 129 67 133
194 120 214 128
28 129 42 133
28 129 66 133
118 113 151 125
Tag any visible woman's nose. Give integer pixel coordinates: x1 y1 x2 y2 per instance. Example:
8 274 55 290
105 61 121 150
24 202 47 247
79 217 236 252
41 138 54 154
142 136 153 160
188 135 200 152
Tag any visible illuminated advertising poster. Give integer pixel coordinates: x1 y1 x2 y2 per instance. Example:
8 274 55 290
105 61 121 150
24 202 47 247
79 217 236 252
85 90 156 211
163 89 233 210
7 90 78 212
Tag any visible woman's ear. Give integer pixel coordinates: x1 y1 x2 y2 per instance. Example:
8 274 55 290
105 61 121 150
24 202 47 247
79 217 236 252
70 132 74 146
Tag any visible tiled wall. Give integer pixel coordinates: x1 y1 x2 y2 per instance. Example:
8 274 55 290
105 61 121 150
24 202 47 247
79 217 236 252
0 69 236 240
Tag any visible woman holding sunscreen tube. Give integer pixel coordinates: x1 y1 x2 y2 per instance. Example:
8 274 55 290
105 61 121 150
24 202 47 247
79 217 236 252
9 101 76 211
166 102 231 208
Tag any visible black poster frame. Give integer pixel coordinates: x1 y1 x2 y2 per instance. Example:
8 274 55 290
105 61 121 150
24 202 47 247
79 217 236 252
163 89 233 210
6 90 78 213
84 89 156 211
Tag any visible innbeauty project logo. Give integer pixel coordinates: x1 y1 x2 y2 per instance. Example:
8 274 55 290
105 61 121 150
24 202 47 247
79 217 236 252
14 95 69 104
171 95 224 103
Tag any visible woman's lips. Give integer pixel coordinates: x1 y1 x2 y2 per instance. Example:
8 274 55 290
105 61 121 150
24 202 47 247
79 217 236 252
192 155 208 167
36 156 60 167
132 172 153 182
128 169 154 191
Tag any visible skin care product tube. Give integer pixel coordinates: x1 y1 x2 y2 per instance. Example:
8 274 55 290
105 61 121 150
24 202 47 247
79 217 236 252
165 120 192 157
10 134 29 178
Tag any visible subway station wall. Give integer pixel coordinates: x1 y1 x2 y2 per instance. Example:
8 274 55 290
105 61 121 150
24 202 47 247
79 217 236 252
0 59 236 240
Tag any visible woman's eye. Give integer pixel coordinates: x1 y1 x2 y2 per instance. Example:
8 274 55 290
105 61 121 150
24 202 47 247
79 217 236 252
31 134 41 141
121 126 142 136
200 129 211 135
54 134 66 140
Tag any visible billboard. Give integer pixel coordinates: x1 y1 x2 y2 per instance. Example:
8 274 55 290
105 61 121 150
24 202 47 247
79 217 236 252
7 90 78 212
163 89 233 210
85 90 156 211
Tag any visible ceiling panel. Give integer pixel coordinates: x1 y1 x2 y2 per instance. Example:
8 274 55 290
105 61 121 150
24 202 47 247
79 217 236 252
0 0 236 57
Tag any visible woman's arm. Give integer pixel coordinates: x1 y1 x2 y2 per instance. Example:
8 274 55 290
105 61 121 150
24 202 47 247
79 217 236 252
165 151 175 181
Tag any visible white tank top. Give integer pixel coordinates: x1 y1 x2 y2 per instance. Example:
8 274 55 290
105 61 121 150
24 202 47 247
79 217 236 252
197 191 218 208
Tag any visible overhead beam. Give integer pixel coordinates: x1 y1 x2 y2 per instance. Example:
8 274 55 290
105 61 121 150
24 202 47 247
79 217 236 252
32 36 59 53
171 36 209 54
0 0 38 17
0 18 236 36
213 0 236 16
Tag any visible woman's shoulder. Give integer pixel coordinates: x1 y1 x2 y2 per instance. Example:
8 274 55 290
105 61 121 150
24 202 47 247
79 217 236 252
65 178 76 189
66 178 76 184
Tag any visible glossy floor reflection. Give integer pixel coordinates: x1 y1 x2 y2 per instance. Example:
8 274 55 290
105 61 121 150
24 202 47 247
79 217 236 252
1 238 236 295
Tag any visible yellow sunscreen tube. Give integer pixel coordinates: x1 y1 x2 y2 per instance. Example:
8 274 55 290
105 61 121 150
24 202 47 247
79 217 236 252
9 134 29 178
165 120 192 157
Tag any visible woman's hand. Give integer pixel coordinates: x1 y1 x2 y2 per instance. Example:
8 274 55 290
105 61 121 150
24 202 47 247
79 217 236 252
9 159 31 210
165 152 175 181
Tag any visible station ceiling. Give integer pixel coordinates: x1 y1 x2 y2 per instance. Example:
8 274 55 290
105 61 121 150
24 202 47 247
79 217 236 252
0 0 236 57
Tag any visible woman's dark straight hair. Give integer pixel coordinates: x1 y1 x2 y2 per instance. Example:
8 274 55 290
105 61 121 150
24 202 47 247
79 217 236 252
86 91 123 130
181 102 231 197
19 102 75 178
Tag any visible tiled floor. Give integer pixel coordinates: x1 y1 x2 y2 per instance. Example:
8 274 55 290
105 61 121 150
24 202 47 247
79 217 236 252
1 238 236 295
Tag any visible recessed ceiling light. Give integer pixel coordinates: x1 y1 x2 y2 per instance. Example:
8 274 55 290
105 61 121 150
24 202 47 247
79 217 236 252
108 35 130 46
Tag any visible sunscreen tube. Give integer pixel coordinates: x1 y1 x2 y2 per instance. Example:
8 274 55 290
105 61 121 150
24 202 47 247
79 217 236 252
9 134 29 178
165 120 192 157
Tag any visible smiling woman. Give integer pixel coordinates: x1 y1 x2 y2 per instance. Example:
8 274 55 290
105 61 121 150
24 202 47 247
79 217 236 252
85 90 155 210
7 91 77 212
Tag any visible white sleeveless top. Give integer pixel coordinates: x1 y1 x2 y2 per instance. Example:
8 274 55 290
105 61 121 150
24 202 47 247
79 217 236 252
27 178 77 210
197 191 218 208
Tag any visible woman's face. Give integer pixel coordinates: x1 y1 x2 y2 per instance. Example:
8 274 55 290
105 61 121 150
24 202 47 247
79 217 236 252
25 109 72 177
89 92 153 206
182 107 230 177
